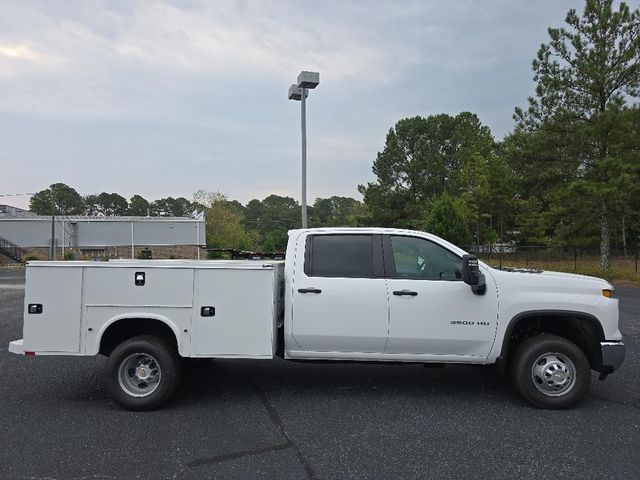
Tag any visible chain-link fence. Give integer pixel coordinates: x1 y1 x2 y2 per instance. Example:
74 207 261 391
464 245 639 277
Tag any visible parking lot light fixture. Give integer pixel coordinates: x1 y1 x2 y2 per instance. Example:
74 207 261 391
297 71 320 90
288 85 306 101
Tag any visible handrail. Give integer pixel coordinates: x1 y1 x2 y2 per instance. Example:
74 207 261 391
0 235 28 263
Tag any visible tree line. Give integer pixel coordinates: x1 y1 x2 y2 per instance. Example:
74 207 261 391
28 184 364 253
29 185 200 218
27 1 639 269
196 191 364 253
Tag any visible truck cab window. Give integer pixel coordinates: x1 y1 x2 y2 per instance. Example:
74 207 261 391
309 235 374 278
390 236 462 281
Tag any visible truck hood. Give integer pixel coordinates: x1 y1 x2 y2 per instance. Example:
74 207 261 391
486 266 613 291
537 270 610 284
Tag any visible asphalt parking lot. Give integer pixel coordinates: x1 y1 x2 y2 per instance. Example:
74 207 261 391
0 268 638 480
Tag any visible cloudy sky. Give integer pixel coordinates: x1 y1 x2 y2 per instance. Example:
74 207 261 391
1 0 585 209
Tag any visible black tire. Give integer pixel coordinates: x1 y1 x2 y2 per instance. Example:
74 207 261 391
105 335 181 411
510 334 590 409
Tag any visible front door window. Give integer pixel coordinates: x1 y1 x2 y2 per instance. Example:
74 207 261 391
390 236 462 281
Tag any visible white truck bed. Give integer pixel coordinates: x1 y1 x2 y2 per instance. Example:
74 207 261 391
13 260 285 358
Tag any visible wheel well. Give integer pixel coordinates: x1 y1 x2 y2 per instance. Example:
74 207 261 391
99 318 178 356
501 312 605 371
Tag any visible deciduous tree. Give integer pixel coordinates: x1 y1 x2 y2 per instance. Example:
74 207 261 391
129 195 150 216
359 113 495 228
151 197 195 217
30 183 85 215
205 194 258 253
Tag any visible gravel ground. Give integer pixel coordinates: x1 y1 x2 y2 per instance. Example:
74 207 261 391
0 268 638 479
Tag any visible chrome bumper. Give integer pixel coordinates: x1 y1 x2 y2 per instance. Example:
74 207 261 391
600 341 625 373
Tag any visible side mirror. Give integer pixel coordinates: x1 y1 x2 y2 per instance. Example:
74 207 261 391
462 255 486 295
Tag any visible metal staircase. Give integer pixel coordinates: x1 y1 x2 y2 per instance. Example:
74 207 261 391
0 235 28 263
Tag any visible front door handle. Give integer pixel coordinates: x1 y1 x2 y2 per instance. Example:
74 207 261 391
298 287 322 294
393 290 418 297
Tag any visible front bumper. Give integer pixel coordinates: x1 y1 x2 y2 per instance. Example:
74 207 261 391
600 341 625 374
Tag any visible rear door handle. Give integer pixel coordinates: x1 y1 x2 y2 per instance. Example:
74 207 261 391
298 287 322 294
393 290 418 296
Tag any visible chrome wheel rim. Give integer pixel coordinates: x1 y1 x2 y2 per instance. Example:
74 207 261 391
118 353 161 397
531 352 576 396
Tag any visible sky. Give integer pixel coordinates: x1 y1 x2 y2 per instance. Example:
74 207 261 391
0 0 587 210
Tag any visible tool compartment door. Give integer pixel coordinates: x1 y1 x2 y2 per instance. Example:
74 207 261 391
23 266 83 353
192 267 276 357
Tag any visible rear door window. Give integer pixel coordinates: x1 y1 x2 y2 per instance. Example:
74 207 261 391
307 235 374 278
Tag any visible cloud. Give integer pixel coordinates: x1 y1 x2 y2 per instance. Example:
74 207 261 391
0 0 425 119
0 44 40 59
0 0 588 206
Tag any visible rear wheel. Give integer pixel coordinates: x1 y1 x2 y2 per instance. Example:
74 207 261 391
105 335 181 411
511 334 590 409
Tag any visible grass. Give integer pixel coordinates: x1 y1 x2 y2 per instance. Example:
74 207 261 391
479 254 640 286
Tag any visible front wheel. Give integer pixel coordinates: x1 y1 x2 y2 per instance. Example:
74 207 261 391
511 334 590 409
105 335 181 411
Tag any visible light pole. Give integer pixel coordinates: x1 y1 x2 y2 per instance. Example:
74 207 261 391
50 188 56 260
288 71 319 229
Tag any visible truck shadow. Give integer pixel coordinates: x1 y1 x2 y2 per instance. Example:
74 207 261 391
173 357 522 408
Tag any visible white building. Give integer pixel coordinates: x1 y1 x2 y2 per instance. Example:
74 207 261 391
0 206 206 260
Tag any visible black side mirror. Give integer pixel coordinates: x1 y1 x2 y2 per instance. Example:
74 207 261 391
462 255 486 295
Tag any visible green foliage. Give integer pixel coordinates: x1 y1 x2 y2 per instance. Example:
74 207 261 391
513 198 549 246
515 0 640 127
359 113 498 229
83 194 100 216
422 194 470 247
83 192 128 216
360 113 516 246
150 197 196 217
101 192 128 215
137 248 152 260
309 196 365 227
206 194 259 251
244 195 301 251
128 195 150 216
30 183 85 215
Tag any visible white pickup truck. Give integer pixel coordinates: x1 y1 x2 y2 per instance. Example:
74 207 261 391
9 228 625 410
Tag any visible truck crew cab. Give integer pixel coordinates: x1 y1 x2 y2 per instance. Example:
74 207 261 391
9 228 625 410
